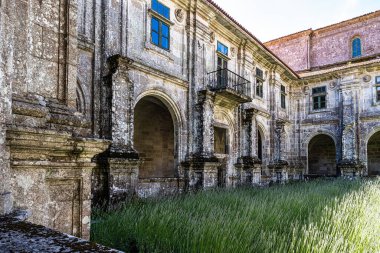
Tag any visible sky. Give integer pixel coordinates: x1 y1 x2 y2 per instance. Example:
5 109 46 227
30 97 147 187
212 0 380 42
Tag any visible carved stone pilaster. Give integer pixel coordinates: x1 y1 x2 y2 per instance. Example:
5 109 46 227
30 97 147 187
108 157 141 204
338 74 364 176
101 55 142 205
195 89 216 158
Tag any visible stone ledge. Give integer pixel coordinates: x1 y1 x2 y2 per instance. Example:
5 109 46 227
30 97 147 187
0 215 122 253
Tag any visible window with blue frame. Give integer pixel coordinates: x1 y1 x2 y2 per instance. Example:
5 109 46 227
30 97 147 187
217 42 229 56
151 0 170 50
352 37 362 58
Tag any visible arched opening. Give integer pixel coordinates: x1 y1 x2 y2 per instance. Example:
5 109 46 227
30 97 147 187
308 134 337 175
134 96 176 179
368 131 380 176
257 129 263 162
352 37 362 58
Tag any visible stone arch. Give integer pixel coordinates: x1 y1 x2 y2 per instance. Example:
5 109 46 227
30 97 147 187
76 80 86 115
257 124 265 162
214 108 235 155
134 92 181 179
367 130 380 176
307 134 337 175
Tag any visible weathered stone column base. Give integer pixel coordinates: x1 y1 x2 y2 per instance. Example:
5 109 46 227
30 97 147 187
108 157 140 205
183 158 220 190
236 157 262 186
269 161 289 183
288 164 304 181
7 127 110 240
0 192 12 215
338 160 365 177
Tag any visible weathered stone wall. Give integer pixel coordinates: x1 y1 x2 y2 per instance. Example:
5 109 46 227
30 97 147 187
2 0 380 240
265 11 380 71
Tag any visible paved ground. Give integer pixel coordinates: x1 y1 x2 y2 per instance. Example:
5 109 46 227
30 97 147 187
0 214 122 253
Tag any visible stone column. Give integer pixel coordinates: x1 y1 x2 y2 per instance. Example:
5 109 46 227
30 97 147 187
0 0 14 215
338 74 364 177
184 90 220 190
236 109 261 186
269 120 289 182
196 90 216 157
105 55 141 203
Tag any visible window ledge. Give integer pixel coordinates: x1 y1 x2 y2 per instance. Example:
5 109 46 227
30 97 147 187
144 41 175 61
309 108 331 114
148 9 174 26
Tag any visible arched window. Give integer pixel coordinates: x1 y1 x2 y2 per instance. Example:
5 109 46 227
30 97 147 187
352 37 362 58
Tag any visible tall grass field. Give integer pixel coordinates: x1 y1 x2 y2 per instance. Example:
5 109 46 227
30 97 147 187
91 179 380 252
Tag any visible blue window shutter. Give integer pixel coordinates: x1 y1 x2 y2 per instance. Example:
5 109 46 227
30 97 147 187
352 38 362 58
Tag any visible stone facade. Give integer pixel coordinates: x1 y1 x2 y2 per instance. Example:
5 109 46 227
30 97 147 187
0 0 380 239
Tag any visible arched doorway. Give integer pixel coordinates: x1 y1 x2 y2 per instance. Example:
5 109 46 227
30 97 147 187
368 131 380 176
308 134 337 175
134 96 176 179
257 129 263 162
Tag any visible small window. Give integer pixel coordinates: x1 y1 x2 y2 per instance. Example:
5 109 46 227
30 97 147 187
376 76 380 84
151 0 170 50
214 127 228 154
312 86 327 110
217 42 229 56
280 85 286 109
352 37 362 58
376 86 380 102
256 68 264 98
152 0 170 19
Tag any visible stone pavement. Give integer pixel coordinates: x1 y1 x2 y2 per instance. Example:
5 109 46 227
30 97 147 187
0 214 122 253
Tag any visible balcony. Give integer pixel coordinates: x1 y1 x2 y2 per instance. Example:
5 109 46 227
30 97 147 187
206 69 252 104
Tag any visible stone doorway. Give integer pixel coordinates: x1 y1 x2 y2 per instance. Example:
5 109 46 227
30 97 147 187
368 131 380 176
257 129 263 162
134 96 176 179
308 134 337 176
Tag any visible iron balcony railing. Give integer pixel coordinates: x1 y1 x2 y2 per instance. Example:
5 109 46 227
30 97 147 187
207 68 251 97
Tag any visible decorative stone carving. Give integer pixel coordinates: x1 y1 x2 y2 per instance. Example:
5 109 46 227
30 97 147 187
210 32 215 43
363 75 372 83
175 9 184 23
329 81 337 89
231 47 236 57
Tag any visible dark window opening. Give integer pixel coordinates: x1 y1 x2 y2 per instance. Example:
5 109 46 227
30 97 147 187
377 86 380 102
216 56 228 88
256 68 264 98
312 86 327 110
214 127 228 154
257 130 263 161
281 85 286 109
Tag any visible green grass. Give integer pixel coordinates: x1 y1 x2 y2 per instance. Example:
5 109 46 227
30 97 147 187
91 179 380 253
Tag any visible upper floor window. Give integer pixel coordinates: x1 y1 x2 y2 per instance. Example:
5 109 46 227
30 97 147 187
217 42 229 57
352 37 362 58
256 68 264 98
280 85 286 109
152 0 170 19
214 127 228 154
312 86 326 110
151 0 170 50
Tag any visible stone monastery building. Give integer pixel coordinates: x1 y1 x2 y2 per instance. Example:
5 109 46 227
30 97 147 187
0 0 380 239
